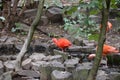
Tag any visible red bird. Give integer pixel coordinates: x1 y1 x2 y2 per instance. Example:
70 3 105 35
52 38 72 51
100 21 112 32
88 44 119 60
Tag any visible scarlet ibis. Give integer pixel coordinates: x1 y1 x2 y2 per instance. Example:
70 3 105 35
88 44 119 60
100 21 112 32
52 38 72 51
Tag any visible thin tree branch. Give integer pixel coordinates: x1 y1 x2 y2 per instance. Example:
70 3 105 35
15 0 45 71
86 0 111 80
12 0 19 15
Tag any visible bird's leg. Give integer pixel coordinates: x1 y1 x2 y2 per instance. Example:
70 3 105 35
105 57 108 68
61 48 64 52
108 29 112 33
62 49 64 52
62 48 67 52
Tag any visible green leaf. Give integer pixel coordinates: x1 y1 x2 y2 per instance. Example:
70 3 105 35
90 9 99 15
88 34 99 41
65 6 78 15
15 23 21 28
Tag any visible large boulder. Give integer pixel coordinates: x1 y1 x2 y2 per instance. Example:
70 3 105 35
45 6 64 24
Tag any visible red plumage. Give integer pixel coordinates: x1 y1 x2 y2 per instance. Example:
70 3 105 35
52 38 72 51
102 44 119 56
88 44 119 60
100 21 112 32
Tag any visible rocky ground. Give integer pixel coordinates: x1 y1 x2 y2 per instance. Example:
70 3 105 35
0 6 120 80
0 22 120 80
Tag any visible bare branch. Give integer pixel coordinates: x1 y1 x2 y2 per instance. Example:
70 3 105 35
86 1 111 80
15 0 45 71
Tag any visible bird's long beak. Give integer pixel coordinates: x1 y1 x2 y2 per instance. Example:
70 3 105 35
47 40 54 45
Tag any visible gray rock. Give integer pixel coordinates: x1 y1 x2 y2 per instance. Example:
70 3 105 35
64 58 79 72
5 37 19 44
85 42 96 47
53 49 69 61
27 79 39 80
82 39 97 48
0 36 8 42
68 45 96 54
72 62 92 80
4 60 16 71
15 44 23 50
80 46 95 53
0 71 13 80
96 70 108 80
26 78 39 80
0 60 4 75
68 46 82 52
50 60 65 71
108 72 120 80
100 59 107 67
68 46 87 58
14 76 40 80
24 9 37 19
73 37 84 46
38 60 65 80
45 6 64 24
17 70 40 78
0 55 9 61
40 16 49 26
43 55 63 62
64 58 79 68
47 6 62 14
31 61 47 71
39 62 52 80
51 70 72 80
29 53 46 61
61 0 79 6
22 58 32 70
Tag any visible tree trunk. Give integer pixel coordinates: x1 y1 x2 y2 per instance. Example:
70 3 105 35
86 0 111 80
15 0 45 71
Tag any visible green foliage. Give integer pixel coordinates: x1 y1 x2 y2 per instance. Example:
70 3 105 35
115 0 120 4
64 15 99 38
88 34 99 41
63 0 99 39
64 6 78 16
63 0 119 41
11 23 27 35
11 23 21 32
79 0 99 9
